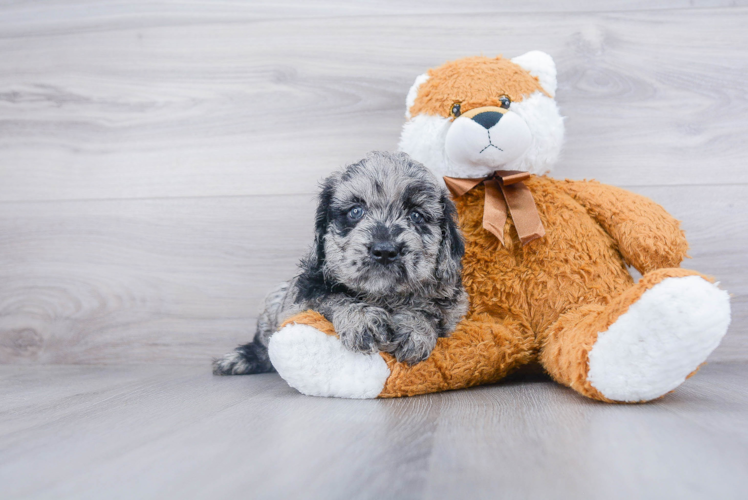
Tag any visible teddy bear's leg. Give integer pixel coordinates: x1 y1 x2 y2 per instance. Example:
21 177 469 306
269 311 534 398
539 268 731 403
268 311 391 399
379 312 535 397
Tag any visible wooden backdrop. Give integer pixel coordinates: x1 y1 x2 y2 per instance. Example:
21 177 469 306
0 0 746 365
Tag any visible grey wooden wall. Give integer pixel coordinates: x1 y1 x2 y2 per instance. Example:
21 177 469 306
0 1 746 365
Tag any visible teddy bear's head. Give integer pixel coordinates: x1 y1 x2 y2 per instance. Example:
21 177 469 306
398 52 564 179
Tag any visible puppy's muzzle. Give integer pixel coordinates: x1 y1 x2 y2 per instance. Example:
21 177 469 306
370 240 402 265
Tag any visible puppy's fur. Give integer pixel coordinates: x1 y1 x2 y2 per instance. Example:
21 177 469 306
213 151 468 375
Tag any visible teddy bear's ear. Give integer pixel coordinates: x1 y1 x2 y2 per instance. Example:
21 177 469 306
405 73 430 119
511 51 557 97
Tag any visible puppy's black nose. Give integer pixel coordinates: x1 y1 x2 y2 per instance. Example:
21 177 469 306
472 111 503 129
370 241 400 265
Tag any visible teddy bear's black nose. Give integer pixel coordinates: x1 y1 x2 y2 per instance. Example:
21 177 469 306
472 111 503 130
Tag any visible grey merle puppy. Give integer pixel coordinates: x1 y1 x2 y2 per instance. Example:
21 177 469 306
213 151 468 375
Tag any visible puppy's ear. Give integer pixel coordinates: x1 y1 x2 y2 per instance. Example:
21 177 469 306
295 172 339 304
310 173 338 270
435 192 465 285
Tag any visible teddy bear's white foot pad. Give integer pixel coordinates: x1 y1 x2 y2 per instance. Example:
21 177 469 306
268 323 390 399
587 276 731 402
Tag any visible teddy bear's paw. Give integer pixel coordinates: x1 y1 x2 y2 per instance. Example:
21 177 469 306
587 276 731 402
268 323 391 399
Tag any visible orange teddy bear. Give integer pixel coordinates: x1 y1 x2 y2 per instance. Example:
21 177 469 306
268 52 731 402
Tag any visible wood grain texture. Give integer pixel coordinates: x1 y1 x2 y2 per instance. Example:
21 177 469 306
0 185 744 364
1 363 747 499
2 0 747 32
0 195 314 364
1 5 748 202
0 1 745 365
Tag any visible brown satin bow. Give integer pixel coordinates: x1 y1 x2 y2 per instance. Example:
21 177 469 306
444 170 545 246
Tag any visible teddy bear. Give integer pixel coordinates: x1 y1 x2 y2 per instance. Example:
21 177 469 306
266 52 732 402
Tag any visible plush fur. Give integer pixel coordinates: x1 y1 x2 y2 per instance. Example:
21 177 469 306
399 56 564 178
267 53 732 402
213 151 468 374
269 315 391 399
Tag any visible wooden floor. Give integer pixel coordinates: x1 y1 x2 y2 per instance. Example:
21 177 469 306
1 362 747 499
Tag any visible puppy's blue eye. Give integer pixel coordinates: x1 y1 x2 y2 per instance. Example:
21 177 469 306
347 206 365 220
409 211 424 224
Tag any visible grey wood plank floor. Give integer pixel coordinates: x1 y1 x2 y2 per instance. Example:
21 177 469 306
1 363 747 500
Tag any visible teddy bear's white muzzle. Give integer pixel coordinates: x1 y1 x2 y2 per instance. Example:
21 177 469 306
444 111 532 173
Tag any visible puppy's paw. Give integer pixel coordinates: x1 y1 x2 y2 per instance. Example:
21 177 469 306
334 304 392 355
389 312 438 365
391 332 437 365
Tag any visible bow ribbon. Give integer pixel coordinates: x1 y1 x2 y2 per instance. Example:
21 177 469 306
443 170 545 246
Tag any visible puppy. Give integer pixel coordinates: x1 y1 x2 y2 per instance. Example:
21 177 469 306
213 151 468 375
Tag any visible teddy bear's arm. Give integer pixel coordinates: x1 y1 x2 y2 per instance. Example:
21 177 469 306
560 179 689 273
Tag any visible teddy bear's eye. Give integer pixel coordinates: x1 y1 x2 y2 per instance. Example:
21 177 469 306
498 94 511 109
450 103 462 118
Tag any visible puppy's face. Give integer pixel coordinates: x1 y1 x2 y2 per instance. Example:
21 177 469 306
316 152 463 297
